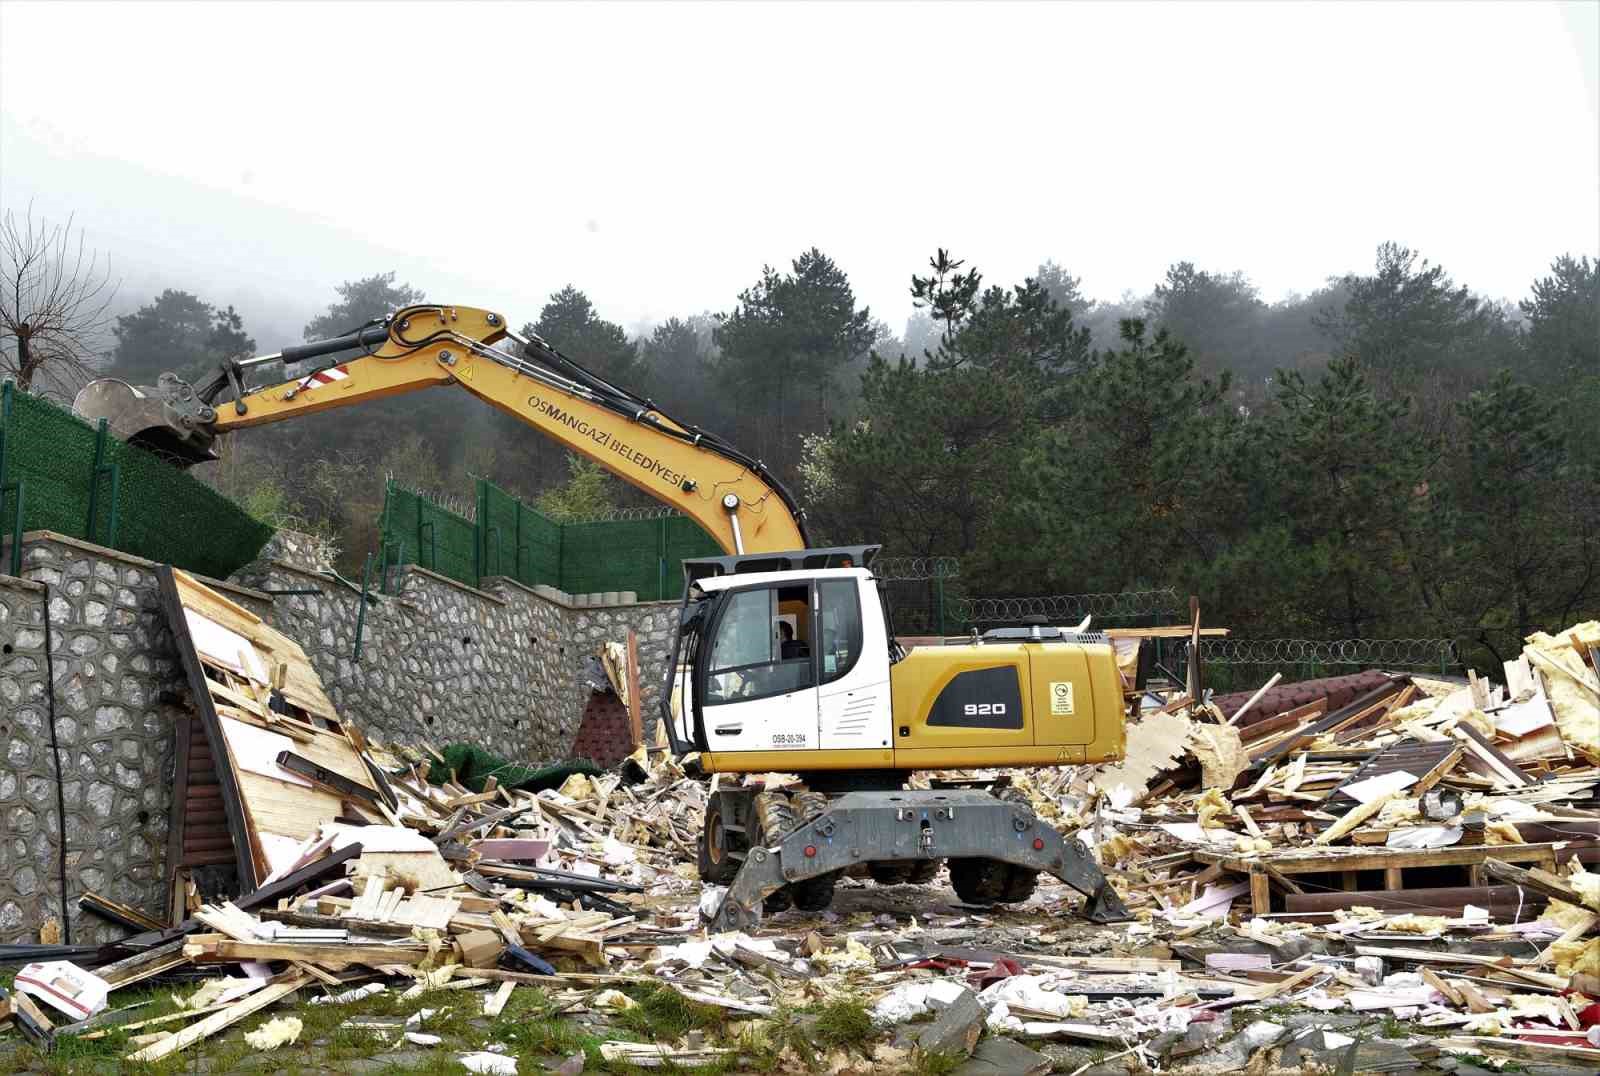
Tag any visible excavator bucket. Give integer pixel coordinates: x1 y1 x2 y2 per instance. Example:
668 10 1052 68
72 376 219 466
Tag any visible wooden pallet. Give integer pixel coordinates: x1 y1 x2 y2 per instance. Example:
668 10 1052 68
1194 840 1597 916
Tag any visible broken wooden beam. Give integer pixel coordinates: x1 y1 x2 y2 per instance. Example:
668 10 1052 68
79 891 167 933
1482 858 1595 909
275 751 384 810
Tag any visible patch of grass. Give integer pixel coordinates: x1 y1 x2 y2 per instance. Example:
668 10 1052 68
752 1010 819 1071
373 1056 476 1076
617 986 726 1041
811 997 874 1051
1379 1014 1410 1039
913 1050 965 1076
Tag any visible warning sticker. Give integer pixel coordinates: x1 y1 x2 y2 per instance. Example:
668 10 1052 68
1049 681 1075 715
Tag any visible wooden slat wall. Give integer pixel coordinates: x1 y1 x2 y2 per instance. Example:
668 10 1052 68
181 726 234 867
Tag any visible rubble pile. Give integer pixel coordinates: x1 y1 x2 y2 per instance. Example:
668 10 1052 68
0 610 1596 1073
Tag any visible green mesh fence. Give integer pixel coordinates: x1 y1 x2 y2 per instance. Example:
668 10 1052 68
477 480 561 587
0 382 274 579
379 477 720 599
378 481 479 588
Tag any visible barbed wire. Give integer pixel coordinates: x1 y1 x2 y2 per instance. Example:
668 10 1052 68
953 588 1183 623
1182 637 1459 668
874 556 961 581
388 473 477 521
562 505 683 524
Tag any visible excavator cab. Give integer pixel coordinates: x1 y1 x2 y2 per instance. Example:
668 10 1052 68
660 544 894 762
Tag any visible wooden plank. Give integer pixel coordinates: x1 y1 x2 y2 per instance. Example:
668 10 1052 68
444 790 501 808
1439 1036 1600 1066
1225 673 1282 727
1315 791 1397 845
1248 964 1322 1001
186 938 429 967
1239 698 1327 744
1482 858 1593 908
625 628 643 745
1194 840 1598 876
1422 968 1463 1006
172 569 337 720
483 981 515 1017
277 751 384 810
1455 723 1534 787
79 891 166 933
236 769 345 844
1351 945 1511 969
1254 681 1400 767
126 973 307 1062
1452 979 1496 1014
1249 869 1271 916
1106 626 1231 639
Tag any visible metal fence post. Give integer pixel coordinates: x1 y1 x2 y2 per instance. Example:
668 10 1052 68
419 519 436 573
0 381 20 577
353 552 374 663
514 487 523 585
85 417 121 546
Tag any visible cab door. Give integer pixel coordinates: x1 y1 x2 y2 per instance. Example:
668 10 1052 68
817 577 892 750
698 585 819 753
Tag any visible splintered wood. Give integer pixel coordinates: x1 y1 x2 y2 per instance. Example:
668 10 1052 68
1047 626 1599 928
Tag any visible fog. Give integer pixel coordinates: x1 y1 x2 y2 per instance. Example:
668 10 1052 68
3 0 1595 346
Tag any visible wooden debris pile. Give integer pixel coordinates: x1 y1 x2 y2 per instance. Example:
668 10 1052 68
1001 621 1600 920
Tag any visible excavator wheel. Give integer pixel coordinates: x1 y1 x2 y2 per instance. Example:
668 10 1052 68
868 862 914 885
788 790 839 912
1000 865 1039 903
752 792 796 914
697 800 742 885
993 786 1040 903
948 857 1011 905
905 859 942 885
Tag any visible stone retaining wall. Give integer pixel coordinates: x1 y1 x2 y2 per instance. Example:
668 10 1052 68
0 538 192 944
0 529 684 944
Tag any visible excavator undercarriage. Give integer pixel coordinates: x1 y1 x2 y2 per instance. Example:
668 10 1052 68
701 784 1130 931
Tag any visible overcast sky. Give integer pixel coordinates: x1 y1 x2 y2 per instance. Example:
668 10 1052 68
2 1 1596 349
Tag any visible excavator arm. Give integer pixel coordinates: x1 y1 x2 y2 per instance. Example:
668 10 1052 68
75 304 808 556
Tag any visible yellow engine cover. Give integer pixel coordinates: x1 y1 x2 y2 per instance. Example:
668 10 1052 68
889 640 1126 770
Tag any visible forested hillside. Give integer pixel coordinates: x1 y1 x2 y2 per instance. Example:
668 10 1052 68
94 244 1599 668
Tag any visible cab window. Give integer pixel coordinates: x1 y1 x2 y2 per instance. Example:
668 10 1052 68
817 579 862 685
705 585 815 704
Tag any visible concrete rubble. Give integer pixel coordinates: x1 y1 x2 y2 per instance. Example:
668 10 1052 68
0 622 1597 1073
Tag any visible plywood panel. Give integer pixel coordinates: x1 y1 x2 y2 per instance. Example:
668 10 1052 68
171 569 338 720
160 565 371 894
236 771 344 843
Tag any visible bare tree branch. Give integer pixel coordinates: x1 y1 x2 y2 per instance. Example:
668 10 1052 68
0 202 119 401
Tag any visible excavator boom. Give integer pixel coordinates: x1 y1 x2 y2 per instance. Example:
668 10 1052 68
75 304 807 557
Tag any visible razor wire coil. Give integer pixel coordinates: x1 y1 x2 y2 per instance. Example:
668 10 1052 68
874 556 960 581
1182 637 1458 668
953 587 1183 623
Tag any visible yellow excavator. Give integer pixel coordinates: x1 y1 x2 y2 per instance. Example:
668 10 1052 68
76 303 1131 927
